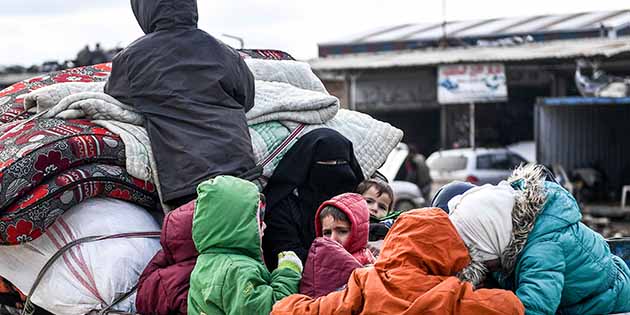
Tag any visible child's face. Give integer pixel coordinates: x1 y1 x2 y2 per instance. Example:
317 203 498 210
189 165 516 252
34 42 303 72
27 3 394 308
321 215 351 247
362 186 392 219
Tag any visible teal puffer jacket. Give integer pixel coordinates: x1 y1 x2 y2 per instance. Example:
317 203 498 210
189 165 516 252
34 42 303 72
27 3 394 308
511 181 630 315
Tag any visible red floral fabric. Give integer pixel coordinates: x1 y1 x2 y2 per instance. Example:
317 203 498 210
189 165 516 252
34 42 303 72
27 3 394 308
0 163 157 245
0 119 125 211
0 64 112 125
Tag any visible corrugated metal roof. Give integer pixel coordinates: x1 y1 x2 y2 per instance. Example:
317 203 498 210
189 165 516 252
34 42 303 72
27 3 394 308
310 37 630 71
322 10 630 45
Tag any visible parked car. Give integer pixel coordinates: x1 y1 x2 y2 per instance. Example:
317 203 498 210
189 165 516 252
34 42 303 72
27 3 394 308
506 141 536 163
377 143 426 211
426 147 528 197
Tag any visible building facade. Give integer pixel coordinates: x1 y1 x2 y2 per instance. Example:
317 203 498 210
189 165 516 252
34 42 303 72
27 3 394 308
310 10 630 156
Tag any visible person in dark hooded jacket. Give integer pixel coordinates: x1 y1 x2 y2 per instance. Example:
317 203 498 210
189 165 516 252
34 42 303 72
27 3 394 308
105 0 256 207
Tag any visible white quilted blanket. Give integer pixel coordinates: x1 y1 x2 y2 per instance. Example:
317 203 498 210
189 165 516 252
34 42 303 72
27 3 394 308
287 109 403 179
245 58 339 125
23 82 105 112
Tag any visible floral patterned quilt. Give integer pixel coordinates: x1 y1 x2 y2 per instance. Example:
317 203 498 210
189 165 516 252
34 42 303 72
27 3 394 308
0 163 157 245
0 118 127 211
0 64 112 125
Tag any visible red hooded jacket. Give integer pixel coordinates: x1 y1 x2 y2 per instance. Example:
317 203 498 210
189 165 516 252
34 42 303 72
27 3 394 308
135 201 197 315
299 237 363 298
314 193 374 266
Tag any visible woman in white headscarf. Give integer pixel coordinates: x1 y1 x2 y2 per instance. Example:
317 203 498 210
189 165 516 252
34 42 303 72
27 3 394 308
448 164 630 315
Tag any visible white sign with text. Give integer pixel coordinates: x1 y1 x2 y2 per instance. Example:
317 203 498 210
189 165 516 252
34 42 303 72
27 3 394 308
438 63 507 104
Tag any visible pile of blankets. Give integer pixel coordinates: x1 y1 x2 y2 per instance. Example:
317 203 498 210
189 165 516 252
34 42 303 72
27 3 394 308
0 49 403 315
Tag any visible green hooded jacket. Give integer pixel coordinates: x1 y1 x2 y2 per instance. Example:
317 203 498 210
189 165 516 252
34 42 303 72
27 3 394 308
188 176 301 315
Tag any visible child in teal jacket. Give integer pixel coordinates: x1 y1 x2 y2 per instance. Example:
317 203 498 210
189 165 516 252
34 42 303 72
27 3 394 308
188 176 302 315
448 164 630 315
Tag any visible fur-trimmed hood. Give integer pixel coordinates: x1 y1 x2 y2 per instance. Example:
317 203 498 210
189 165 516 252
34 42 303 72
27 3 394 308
500 164 548 275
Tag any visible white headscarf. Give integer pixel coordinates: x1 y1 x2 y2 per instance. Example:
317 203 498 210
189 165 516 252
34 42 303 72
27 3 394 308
448 182 516 262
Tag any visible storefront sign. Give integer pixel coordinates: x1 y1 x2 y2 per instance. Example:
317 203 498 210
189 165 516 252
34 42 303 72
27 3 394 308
355 70 438 111
438 64 507 104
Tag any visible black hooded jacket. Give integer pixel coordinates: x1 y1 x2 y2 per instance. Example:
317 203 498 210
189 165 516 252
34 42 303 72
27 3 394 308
105 0 256 203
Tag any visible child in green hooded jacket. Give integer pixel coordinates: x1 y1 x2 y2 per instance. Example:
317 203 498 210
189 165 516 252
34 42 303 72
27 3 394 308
188 176 302 315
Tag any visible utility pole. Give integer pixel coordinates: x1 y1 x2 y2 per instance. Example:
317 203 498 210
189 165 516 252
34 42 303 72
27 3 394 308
222 34 244 49
440 0 448 47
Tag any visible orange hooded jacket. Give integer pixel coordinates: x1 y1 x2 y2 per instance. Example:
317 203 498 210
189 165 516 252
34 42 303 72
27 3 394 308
272 208 524 315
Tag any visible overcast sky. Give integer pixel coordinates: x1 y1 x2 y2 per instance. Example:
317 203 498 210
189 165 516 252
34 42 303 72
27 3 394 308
1 0 628 66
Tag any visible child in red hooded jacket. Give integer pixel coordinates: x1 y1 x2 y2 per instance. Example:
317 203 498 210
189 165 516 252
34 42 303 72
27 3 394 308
299 193 375 298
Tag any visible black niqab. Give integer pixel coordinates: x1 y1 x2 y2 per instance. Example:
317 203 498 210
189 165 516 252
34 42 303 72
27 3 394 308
264 128 364 214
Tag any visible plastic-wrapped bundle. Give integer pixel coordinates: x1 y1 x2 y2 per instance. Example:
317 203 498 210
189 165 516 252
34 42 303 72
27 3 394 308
0 198 160 315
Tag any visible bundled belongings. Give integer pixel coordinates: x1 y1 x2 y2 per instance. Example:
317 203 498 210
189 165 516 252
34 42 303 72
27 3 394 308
0 198 160 315
0 118 157 245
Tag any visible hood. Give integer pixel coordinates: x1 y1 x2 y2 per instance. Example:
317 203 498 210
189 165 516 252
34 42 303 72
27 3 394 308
530 181 582 234
192 176 262 261
314 193 369 255
374 208 472 278
300 237 362 298
131 0 198 34
161 200 197 263
500 164 550 274
431 181 477 213
448 183 516 263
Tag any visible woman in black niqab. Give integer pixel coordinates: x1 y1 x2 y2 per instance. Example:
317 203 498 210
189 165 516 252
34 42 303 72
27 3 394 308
262 128 364 268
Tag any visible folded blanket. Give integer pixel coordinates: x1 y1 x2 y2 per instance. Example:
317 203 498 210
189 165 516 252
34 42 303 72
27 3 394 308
92 121 160 183
245 58 338 125
23 82 144 125
23 59 339 126
247 81 338 125
295 109 404 179
244 59 328 93
23 82 106 114
0 64 112 125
